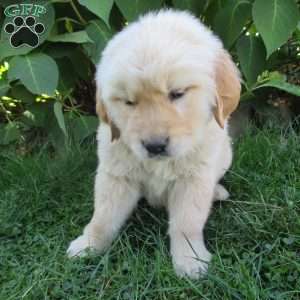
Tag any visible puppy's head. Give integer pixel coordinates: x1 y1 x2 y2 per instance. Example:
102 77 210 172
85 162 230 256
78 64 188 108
96 11 240 160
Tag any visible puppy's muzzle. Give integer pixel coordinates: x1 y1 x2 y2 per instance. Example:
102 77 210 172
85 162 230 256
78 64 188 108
142 137 169 157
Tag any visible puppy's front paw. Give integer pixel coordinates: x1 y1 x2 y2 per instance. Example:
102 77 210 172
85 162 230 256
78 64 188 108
172 242 211 279
67 235 97 258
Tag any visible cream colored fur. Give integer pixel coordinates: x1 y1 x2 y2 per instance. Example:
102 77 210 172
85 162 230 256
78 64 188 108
67 10 240 279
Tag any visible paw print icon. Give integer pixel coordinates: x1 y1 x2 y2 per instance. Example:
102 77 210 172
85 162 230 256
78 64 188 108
4 16 45 48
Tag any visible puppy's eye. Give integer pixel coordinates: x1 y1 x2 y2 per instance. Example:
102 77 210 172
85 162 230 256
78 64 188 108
169 90 185 101
125 100 136 106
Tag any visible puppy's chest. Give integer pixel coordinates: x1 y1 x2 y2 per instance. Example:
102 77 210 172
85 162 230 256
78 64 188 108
139 161 177 207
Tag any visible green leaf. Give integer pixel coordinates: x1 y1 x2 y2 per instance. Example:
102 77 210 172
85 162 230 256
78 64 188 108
0 0 23 5
84 19 113 64
204 0 222 26
48 31 93 43
78 0 114 27
11 85 35 104
0 44 30 62
44 44 76 58
54 101 68 137
69 48 91 80
8 53 59 95
115 0 163 22
0 1 55 60
172 0 206 14
213 0 252 48
253 0 300 57
56 58 77 92
0 80 10 96
236 35 266 86
0 122 20 145
70 116 98 142
254 79 300 97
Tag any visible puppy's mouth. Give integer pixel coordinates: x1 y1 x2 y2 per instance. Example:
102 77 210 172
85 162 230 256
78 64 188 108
147 151 169 159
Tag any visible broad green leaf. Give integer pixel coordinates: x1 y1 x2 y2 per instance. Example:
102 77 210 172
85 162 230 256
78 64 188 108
84 19 113 64
54 101 68 137
0 80 10 96
48 110 68 151
213 0 252 48
254 79 300 97
70 116 98 142
204 0 222 26
0 122 20 145
78 0 114 27
48 31 93 43
44 44 76 58
8 53 59 95
56 58 77 92
253 0 300 57
115 0 163 22
69 48 91 80
11 85 35 104
0 1 55 60
172 0 206 15
0 0 21 6
0 44 30 61
236 35 266 86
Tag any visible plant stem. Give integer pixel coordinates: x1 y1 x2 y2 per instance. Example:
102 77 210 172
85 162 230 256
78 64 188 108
56 17 82 25
70 0 87 26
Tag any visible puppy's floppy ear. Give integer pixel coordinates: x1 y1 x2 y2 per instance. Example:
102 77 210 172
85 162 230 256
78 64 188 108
95 88 120 141
214 50 241 128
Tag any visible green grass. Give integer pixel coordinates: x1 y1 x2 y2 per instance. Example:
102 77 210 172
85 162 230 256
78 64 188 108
1 126 300 300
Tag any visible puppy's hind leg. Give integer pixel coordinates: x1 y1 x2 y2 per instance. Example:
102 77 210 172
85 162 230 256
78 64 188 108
67 171 140 257
213 137 232 202
213 184 230 201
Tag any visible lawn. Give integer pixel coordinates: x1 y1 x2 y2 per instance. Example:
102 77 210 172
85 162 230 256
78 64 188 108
1 126 300 300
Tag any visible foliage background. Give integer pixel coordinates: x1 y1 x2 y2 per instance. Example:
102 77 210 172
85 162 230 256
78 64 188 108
0 0 299 149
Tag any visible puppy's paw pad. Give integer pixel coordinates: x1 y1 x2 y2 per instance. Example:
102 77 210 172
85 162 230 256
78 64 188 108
67 235 93 258
214 184 230 201
173 250 212 279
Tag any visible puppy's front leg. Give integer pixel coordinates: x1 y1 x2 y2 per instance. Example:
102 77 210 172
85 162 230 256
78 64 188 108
67 171 140 257
168 176 214 279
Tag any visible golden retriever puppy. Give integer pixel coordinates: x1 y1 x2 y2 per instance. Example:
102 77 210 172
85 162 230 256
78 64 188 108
67 10 240 279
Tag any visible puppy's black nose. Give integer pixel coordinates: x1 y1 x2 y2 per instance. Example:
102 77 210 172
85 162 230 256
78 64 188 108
142 137 169 156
